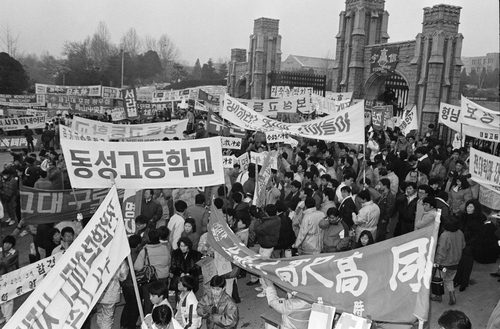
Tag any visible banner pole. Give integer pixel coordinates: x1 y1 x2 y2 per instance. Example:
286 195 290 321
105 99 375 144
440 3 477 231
363 142 366 188
110 176 145 323
127 253 145 322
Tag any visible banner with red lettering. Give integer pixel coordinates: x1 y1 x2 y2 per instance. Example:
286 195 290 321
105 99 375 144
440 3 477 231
8 186 129 329
208 204 439 323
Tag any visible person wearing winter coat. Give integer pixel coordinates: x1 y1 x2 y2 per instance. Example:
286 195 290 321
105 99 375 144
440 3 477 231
292 197 324 255
352 190 380 241
197 275 239 329
261 278 312 329
319 207 350 253
272 201 295 258
431 216 465 305
415 197 437 230
253 204 281 256
448 176 473 215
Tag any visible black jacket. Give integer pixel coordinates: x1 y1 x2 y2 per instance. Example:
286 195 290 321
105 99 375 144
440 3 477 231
254 215 281 249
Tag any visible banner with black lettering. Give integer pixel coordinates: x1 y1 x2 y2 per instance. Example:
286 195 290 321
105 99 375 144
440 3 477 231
7 186 129 329
0 93 45 107
470 147 500 188
222 94 364 144
36 83 102 96
0 116 47 131
207 204 439 323
461 96 500 130
122 88 138 119
61 137 225 188
71 116 187 140
206 110 246 138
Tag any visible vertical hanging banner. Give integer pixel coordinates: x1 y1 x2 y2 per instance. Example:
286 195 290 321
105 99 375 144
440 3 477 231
370 46 399 74
121 189 142 234
398 105 418 136
253 151 274 207
7 186 129 329
123 88 138 119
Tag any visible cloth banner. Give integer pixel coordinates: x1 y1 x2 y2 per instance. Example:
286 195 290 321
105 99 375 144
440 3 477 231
121 189 142 235
206 110 246 138
7 186 129 329
137 102 170 121
220 137 242 150
35 83 102 96
371 107 386 131
399 105 418 136
0 135 42 150
207 204 440 323
479 185 500 209
364 111 372 126
0 116 46 131
198 89 220 105
325 92 353 102
253 151 274 207
60 125 108 142
71 116 187 140
195 101 207 112
222 94 364 144
461 95 500 130
0 253 62 304
237 153 250 171
235 95 309 116
101 86 122 99
122 88 139 119
152 88 195 102
440 102 500 143
0 94 45 107
250 151 278 170
265 131 290 143
20 186 120 224
61 137 224 189
270 86 314 99
370 46 399 74
223 156 236 168
470 147 500 188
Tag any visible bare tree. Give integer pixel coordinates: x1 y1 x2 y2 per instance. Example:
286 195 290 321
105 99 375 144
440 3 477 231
143 34 158 53
0 26 21 58
89 21 112 71
120 28 142 58
158 33 179 64
321 50 335 90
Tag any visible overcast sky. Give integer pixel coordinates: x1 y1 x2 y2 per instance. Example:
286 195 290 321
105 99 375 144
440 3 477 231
1 0 498 65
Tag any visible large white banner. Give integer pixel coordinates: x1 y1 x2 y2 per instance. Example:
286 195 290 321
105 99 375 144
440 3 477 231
439 102 500 143
235 95 309 116
60 125 108 142
0 253 62 304
36 83 102 96
399 105 418 136
461 96 500 130
0 115 47 131
61 137 225 188
470 147 500 188
222 94 364 144
71 116 188 140
7 186 129 328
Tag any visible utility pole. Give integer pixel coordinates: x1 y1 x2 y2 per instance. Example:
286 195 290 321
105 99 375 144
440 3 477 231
121 49 125 88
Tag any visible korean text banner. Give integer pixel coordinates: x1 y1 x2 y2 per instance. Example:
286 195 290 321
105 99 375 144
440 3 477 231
440 102 500 143
0 135 41 150
0 116 47 131
222 94 364 144
206 110 246 138
35 83 102 96
0 253 62 304
470 147 500 188
234 95 309 116
7 186 129 329
61 137 225 189
207 204 438 323
399 105 418 136
60 125 108 142
20 186 118 224
71 115 187 140
461 95 500 130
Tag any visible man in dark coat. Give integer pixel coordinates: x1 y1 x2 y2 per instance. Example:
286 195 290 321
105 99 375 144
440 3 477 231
395 181 418 236
376 178 396 241
337 185 357 229
140 189 163 229
272 201 295 258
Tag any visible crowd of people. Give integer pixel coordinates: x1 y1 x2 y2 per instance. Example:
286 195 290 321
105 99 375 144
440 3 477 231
0 111 497 328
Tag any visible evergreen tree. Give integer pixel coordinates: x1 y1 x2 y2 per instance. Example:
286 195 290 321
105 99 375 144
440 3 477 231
191 58 201 80
0 52 30 93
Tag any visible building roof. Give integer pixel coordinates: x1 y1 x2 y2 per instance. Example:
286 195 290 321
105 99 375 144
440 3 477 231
285 55 335 69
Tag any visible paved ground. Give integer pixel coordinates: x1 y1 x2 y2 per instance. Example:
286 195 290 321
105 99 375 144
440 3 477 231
0 148 498 328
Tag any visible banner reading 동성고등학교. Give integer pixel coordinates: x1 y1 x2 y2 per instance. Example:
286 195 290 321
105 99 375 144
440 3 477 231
221 94 365 144
207 204 439 323
6 186 129 329
71 115 188 140
61 137 225 189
